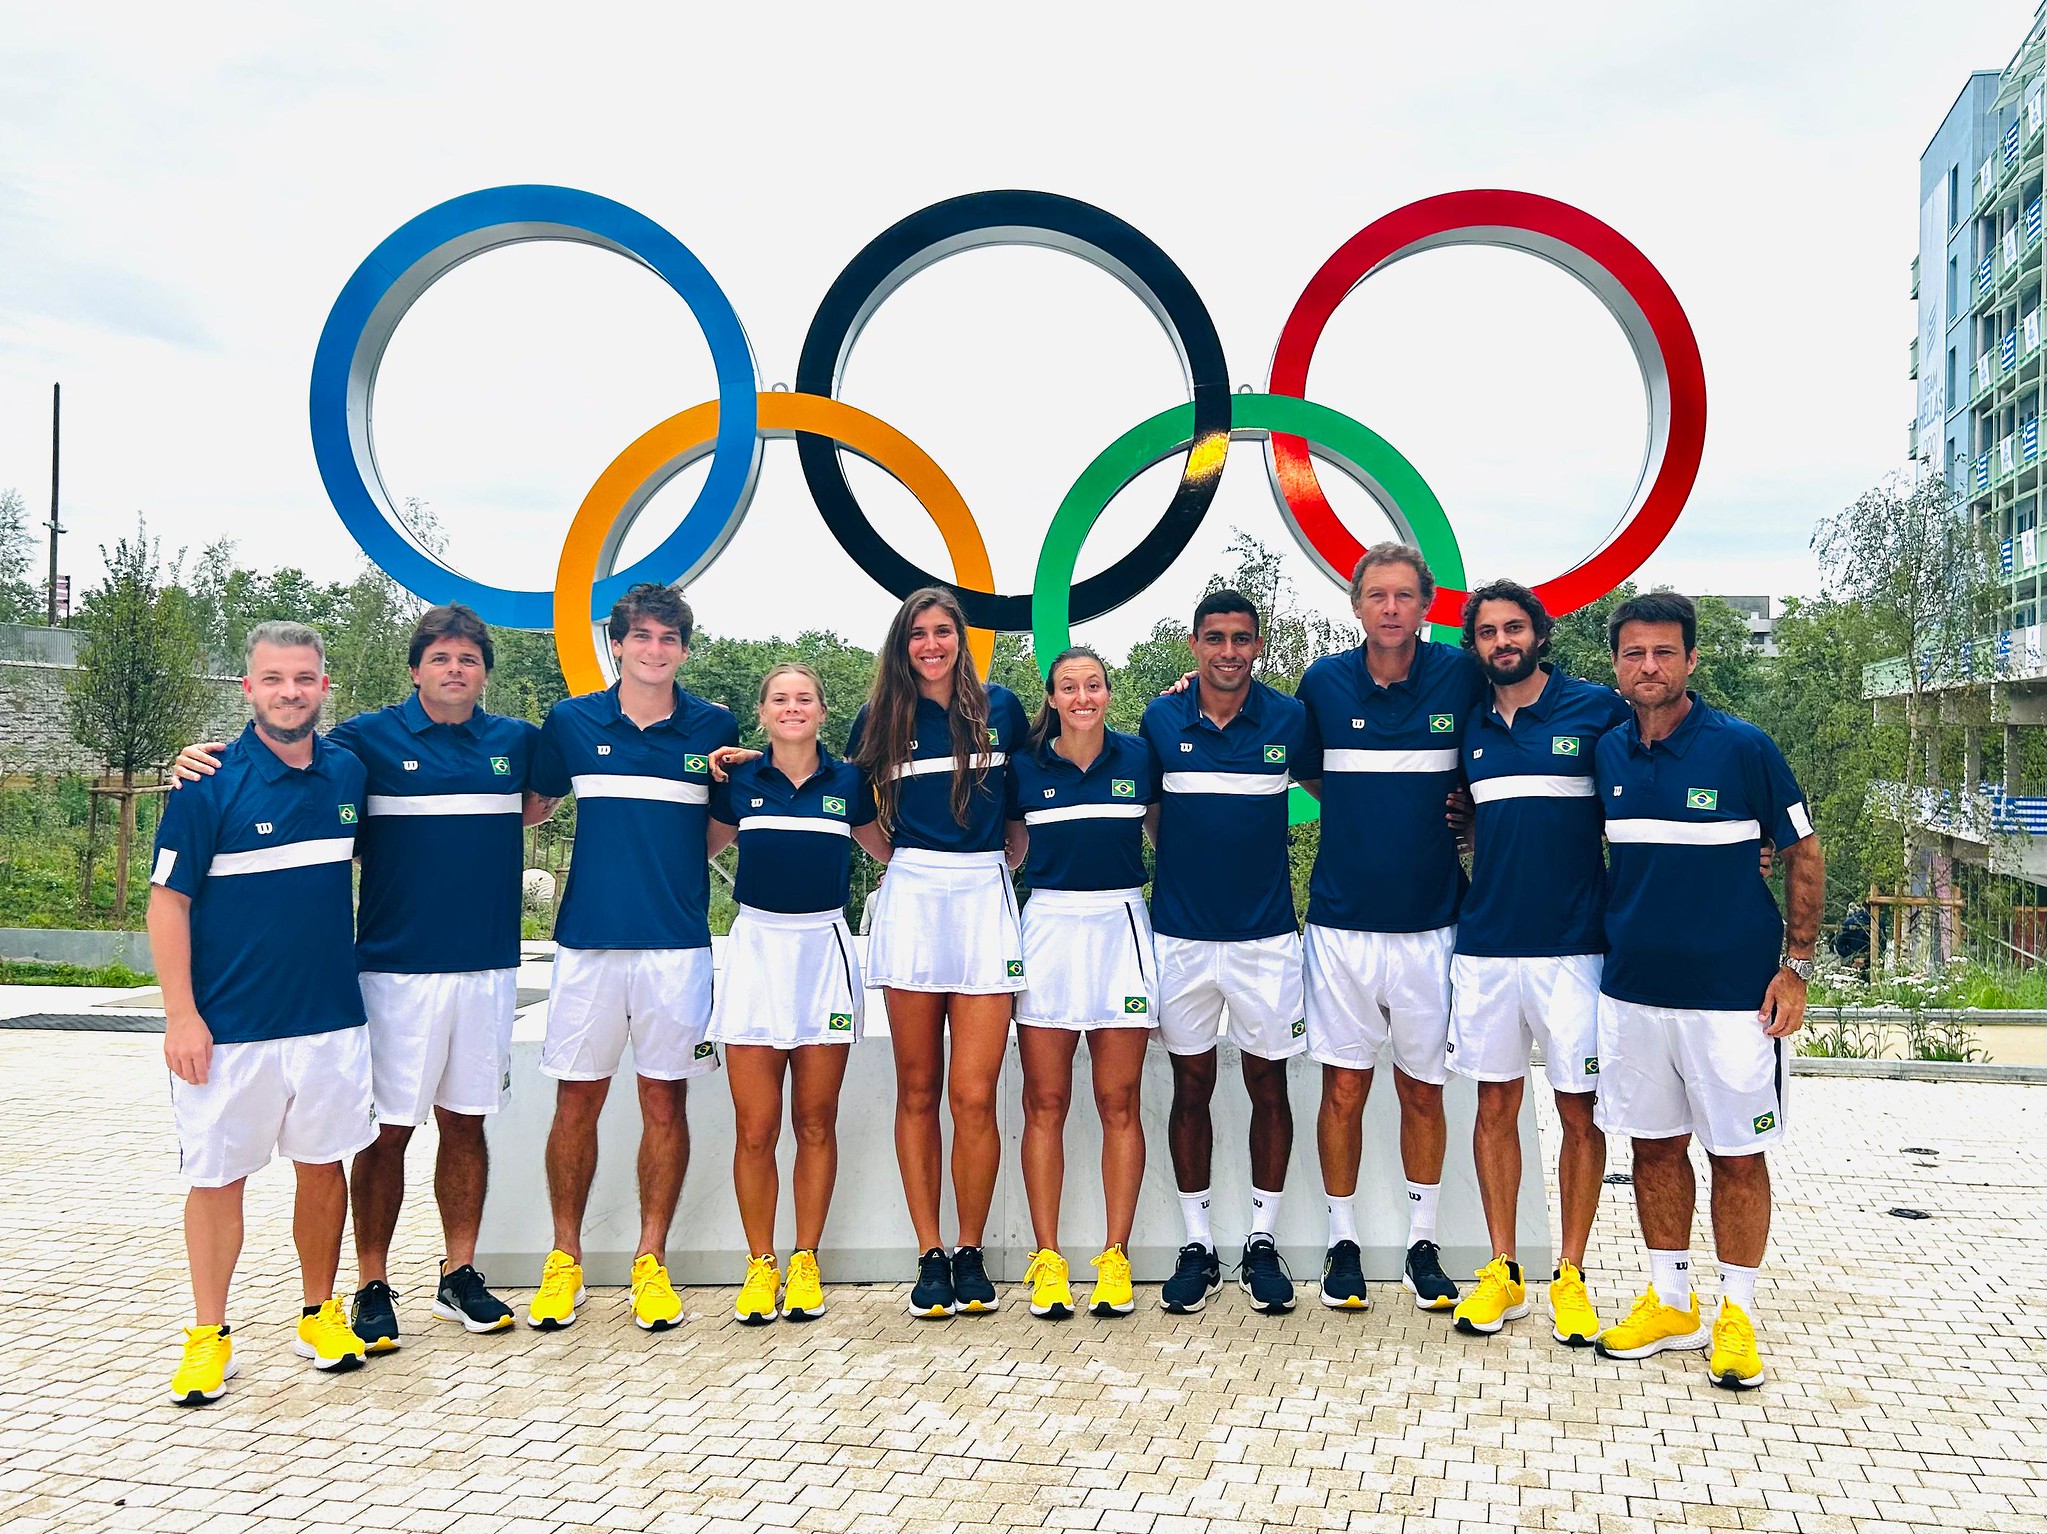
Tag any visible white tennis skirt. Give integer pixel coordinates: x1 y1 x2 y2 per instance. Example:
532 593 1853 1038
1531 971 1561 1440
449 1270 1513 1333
1016 886 1158 1030
709 905 866 1048
865 847 1026 994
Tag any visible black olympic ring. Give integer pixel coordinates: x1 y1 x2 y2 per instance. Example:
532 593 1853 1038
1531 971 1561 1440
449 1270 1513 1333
794 189 1231 633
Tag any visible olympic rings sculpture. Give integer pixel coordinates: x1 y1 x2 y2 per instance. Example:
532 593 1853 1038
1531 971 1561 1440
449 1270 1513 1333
310 183 1706 828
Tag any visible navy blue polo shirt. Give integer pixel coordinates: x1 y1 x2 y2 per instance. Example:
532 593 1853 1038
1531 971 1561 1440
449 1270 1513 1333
1141 678 1310 942
1296 640 1486 933
1005 729 1155 892
711 750 874 914
149 724 367 1045
846 684 1029 854
1597 694 1814 1011
1457 668 1633 958
330 692 539 975
532 683 739 949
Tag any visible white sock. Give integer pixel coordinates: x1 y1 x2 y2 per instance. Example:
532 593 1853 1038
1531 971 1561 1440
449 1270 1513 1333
1405 1181 1440 1247
1178 1189 1213 1250
1718 1262 1759 1313
1249 1187 1283 1240
1648 1248 1693 1310
1326 1194 1357 1245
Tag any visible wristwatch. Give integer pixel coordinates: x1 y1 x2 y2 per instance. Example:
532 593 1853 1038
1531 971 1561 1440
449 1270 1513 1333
1780 955 1815 981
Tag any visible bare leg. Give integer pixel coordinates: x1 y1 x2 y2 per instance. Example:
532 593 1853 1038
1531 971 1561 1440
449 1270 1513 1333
1553 1089 1604 1269
1393 1068 1447 1184
1472 1076 1523 1259
432 1109 490 1271
1705 1152 1771 1268
1631 1134 1697 1252
349 1122 412 1284
292 1160 349 1307
726 1045 789 1258
186 1181 245 1327
1018 1025 1079 1250
544 1077 610 1260
788 1044 851 1252
947 993 1012 1247
1167 1049 1217 1195
887 990 949 1252
1316 1063 1373 1199
634 1075 690 1261
1089 1028 1149 1250
1242 1053 1294 1192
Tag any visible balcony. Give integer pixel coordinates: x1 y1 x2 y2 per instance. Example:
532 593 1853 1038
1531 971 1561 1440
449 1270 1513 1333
1868 780 2047 843
1912 254 1921 300
1863 627 2047 698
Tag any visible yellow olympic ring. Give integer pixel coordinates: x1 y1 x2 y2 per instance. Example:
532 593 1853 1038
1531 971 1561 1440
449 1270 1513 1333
553 392 998 697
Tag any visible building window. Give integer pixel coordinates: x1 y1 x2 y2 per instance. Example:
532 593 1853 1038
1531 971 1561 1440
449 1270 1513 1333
1951 164 1962 229
1949 256 1960 312
1948 346 1959 401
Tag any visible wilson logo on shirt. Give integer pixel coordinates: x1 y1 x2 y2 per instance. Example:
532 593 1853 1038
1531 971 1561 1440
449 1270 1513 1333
1552 736 1581 757
338 804 358 824
255 821 273 835
1123 996 1148 1015
1687 787 1720 811
1263 745 1286 763
828 1013 853 1032
1429 714 1455 734
490 755 511 775
1111 779 1135 798
1752 1111 1776 1134
1179 742 1193 753
684 754 709 774
597 744 612 756
822 796 847 815
1006 959 1025 978
402 760 419 771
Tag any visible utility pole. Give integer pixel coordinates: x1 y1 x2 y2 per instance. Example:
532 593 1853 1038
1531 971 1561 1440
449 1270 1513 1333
45 382 64 626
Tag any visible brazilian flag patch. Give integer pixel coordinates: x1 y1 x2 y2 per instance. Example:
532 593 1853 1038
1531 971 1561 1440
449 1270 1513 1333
1552 737 1581 757
1752 1111 1776 1134
693 1041 715 1060
1429 714 1455 733
1006 959 1025 978
490 755 511 775
1111 779 1135 798
823 796 846 815
1688 787 1720 811
1584 1055 1600 1075
1123 996 1148 1015
1263 744 1286 763
987 727 1000 745
1290 1018 1307 1037
828 1013 853 1032
684 754 709 773
338 803 358 824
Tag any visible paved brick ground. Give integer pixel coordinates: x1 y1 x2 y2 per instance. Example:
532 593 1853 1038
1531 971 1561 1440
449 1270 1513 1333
1 1031 2042 1534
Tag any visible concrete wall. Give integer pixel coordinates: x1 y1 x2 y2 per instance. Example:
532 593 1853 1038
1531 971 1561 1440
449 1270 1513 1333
0 927 155 970
0 659 247 775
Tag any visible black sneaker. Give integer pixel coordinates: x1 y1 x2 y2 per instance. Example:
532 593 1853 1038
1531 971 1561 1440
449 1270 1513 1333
432 1263 514 1334
1159 1242 1222 1313
952 1245 999 1313
350 1280 400 1354
909 1247 955 1318
1403 1239 1459 1311
1238 1236 1296 1313
1318 1240 1370 1311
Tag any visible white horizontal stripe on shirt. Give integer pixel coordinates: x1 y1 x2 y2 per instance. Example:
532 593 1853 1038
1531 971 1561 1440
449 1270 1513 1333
1161 770 1289 796
1787 801 1814 840
1023 802 1148 826
208 837 356 878
1321 748 1459 774
366 792 523 817
738 814 850 837
571 773 709 806
1606 817 1762 846
1468 774 1597 804
884 752 1008 782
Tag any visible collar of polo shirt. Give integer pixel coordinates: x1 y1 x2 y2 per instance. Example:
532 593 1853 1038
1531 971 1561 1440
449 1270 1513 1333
599 679 688 731
239 720 335 782
1483 663 1562 728
399 689 478 737
1624 689 1708 758
1186 675 1268 731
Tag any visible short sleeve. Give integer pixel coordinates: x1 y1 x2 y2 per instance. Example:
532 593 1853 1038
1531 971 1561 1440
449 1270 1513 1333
845 703 869 763
849 767 878 827
1291 676 1325 782
1003 757 1021 821
715 705 740 751
518 720 544 789
531 709 573 799
151 778 219 898
325 713 366 756
1004 688 1030 748
710 777 738 827
1744 729 1813 848
1139 704 1166 778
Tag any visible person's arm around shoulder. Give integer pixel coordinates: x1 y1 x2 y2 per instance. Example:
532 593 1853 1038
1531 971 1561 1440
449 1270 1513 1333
517 720 560 826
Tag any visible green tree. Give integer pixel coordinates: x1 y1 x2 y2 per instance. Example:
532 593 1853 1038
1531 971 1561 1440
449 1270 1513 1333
66 520 206 919
0 487 37 624
489 628 569 725
324 565 418 720
1202 529 1354 690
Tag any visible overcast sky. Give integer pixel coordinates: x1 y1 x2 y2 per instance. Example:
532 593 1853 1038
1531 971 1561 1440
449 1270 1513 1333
0 1 2031 654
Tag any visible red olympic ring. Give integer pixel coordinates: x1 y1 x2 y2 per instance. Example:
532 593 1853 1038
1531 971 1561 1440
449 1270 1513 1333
1265 189 1707 627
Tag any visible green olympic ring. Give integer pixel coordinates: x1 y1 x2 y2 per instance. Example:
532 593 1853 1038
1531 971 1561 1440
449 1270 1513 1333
1031 391 1466 827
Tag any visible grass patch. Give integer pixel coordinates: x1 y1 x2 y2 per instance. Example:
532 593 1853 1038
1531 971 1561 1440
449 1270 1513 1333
0 957 154 987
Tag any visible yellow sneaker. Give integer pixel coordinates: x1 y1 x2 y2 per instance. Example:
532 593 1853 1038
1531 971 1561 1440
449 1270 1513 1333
526 1249 585 1331
1594 1286 1708 1360
783 1249 826 1322
736 1254 781 1326
169 1324 235 1405
1708 1299 1766 1389
1549 1259 1599 1347
631 1252 683 1332
293 1298 367 1372
1024 1248 1073 1319
1453 1255 1530 1336
1088 1244 1135 1317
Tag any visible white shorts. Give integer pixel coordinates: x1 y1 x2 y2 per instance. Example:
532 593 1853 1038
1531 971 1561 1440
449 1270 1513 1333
865 848 1025 994
1304 923 1455 1083
360 968 519 1124
171 1026 377 1188
1593 994 1789 1156
1447 953 1603 1094
709 906 865 1048
542 946 717 1082
1156 931 1306 1061
1017 887 1157 1031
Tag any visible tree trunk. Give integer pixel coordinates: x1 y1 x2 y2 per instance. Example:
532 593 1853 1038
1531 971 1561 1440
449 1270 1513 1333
112 769 136 923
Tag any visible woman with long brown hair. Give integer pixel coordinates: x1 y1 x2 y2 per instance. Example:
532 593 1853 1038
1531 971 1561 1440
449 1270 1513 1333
847 586 1029 1317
